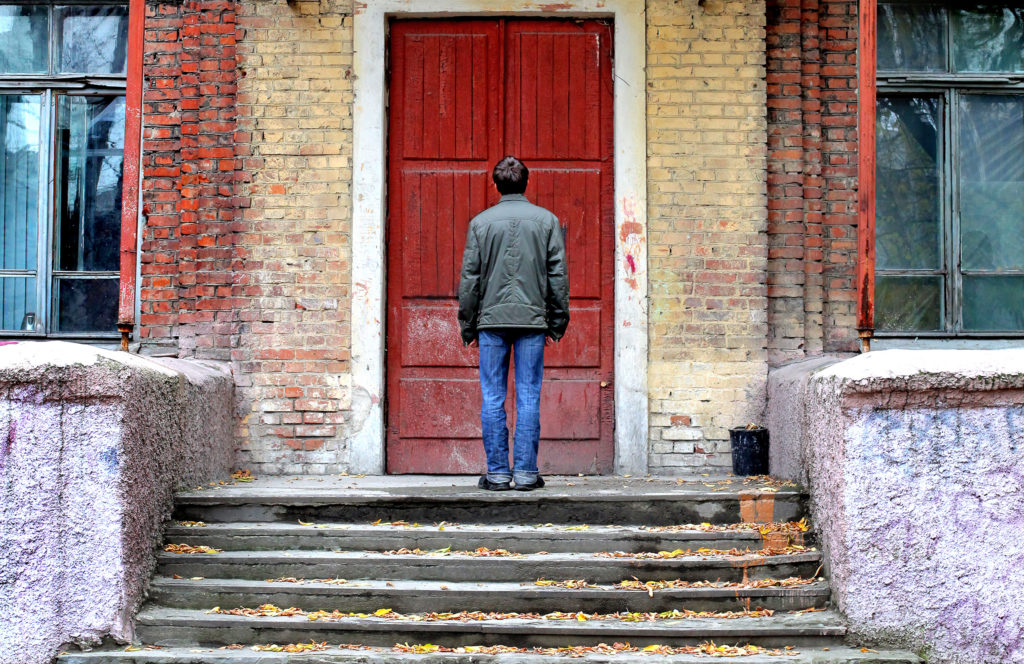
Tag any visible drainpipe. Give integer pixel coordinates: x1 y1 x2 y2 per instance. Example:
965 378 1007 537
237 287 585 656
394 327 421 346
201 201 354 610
118 0 145 350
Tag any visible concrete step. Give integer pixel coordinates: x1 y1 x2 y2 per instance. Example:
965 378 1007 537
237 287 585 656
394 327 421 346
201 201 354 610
58 644 924 663
134 607 849 649
157 549 822 584
171 476 805 526
149 577 831 613
162 521 780 554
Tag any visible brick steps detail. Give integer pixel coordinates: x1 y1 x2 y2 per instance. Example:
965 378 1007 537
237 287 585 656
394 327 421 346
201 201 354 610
148 577 831 613
135 608 848 648
55 477 920 663
162 522 769 553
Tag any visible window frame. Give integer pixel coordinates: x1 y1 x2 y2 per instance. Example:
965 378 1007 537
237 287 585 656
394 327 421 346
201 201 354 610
0 0 127 339
875 0 1024 337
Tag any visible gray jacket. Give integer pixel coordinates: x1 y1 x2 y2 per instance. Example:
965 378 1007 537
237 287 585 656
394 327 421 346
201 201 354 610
457 194 570 344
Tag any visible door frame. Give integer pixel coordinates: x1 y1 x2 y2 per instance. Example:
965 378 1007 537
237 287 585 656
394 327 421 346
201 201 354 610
350 0 648 475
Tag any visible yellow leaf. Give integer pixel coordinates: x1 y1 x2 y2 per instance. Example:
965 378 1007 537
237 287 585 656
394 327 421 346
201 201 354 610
642 645 662 652
374 608 393 616
298 520 314 526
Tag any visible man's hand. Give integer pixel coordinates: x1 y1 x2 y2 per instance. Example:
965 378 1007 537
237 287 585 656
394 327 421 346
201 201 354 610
545 336 554 346
468 339 478 348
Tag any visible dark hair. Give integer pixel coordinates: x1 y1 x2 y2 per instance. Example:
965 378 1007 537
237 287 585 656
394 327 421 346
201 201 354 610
492 156 529 195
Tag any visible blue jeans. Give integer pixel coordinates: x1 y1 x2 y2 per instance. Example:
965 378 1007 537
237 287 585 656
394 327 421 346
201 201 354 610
478 329 545 485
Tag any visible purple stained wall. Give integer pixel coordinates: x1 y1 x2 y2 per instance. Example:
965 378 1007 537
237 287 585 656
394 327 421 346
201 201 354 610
768 350 1024 663
0 342 235 664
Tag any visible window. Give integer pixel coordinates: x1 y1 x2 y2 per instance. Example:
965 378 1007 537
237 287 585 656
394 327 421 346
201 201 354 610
875 1 1024 334
0 2 127 336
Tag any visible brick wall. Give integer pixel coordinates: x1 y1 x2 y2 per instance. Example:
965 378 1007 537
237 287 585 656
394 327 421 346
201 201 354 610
141 0 355 473
645 0 769 472
141 0 241 359
230 0 355 473
136 0 859 474
766 0 859 366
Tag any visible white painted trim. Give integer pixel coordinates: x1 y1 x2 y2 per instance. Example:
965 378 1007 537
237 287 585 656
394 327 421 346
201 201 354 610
350 0 648 475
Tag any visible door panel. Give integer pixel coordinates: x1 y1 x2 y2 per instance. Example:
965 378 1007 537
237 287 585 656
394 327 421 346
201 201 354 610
386 18 614 474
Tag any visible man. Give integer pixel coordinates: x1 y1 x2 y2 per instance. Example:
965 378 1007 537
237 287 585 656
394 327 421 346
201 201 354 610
457 156 570 492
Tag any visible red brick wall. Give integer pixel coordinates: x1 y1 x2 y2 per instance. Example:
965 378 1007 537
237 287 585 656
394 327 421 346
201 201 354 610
140 0 355 473
140 0 242 359
766 0 860 366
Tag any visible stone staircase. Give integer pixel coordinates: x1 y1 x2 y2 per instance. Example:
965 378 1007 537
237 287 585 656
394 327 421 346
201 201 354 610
59 476 920 663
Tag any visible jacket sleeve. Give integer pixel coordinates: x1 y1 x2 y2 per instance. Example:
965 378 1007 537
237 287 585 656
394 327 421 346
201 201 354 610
457 223 482 345
545 217 570 340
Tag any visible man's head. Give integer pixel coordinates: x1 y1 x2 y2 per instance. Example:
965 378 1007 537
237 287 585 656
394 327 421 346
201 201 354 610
492 156 529 195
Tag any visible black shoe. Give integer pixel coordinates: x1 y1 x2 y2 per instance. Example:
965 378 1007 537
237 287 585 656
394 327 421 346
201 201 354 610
514 476 545 492
478 475 512 491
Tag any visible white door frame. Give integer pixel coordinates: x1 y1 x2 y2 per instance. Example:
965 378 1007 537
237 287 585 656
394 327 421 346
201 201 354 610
349 0 648 474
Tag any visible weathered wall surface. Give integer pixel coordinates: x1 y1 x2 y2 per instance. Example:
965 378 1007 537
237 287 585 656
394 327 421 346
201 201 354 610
140 0 355 473
0 342 234 664
230 0 354 473
769 350 1024 663
765 0 860 366
137 0 788 474
764 354 840 480
646 0 769 472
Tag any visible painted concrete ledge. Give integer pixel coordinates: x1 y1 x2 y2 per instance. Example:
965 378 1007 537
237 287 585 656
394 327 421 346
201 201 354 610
767 350 1024 664
0 341 236 664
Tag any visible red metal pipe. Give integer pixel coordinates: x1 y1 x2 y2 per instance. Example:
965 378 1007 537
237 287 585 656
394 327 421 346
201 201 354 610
118 0 145 350
857 0 877 350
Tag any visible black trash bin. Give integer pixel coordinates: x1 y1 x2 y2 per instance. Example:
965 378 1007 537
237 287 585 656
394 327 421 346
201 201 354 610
730 426 769 476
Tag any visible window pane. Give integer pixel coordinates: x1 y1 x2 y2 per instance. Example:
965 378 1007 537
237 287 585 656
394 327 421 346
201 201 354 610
56 5 128 74
0 276 37 331
56 96 125 272
877 3 947 72
55 277 117 332
876 96 942 270
0 5 48 73
963 276 1024 330
953 5 1024 73
875 275 943 332
1 95 40 272
959 95 1024 271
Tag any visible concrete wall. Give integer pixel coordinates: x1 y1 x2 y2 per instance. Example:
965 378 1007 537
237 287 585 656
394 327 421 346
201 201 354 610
0 342 235 664
768 350 1024 663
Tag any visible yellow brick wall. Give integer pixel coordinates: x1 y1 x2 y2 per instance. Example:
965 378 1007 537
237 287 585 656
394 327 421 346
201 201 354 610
646 0 769 471
234 0 355 473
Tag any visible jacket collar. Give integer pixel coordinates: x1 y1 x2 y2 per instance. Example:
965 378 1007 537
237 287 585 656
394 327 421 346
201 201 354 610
498 193 529 203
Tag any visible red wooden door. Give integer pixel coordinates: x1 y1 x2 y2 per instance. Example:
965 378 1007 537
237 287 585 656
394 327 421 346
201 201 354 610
386 18 614 474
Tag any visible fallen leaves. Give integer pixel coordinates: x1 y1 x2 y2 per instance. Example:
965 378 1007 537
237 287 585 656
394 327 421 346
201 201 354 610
265 577 348 585
371 519 422 527
614 576 818 597
382 546 523 558
176 520 206 528
535 578 595 589
393 642 799 657
595 545 809 559
208 604 793 624
230 469 256 482
251 641 327 652
640 520 810 534
163 543 221 555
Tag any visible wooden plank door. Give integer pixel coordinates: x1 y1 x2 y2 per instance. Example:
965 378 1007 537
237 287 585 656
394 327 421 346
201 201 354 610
386 18 614 474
